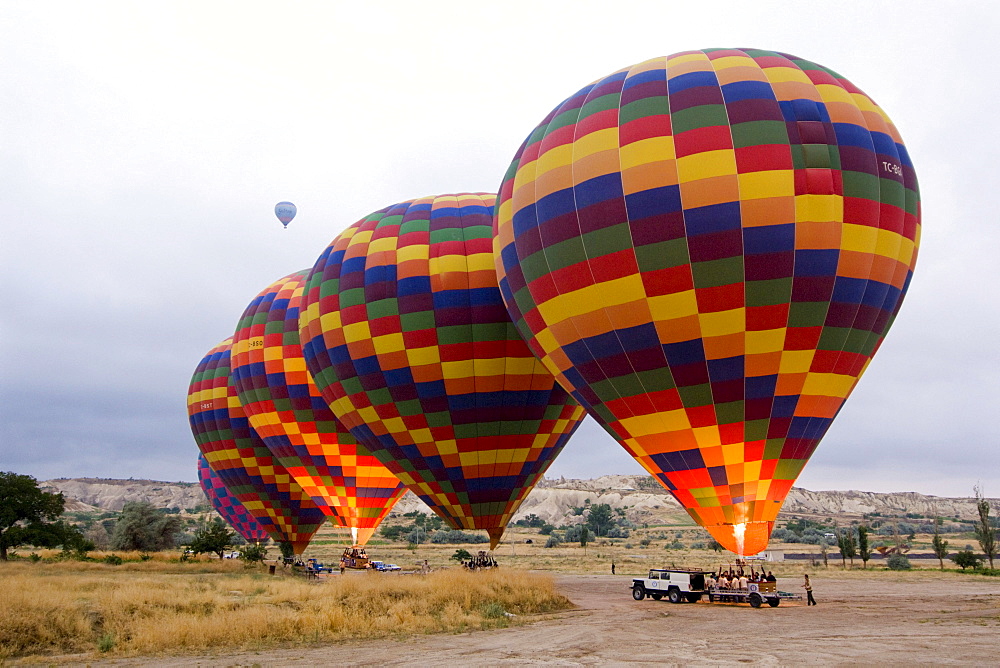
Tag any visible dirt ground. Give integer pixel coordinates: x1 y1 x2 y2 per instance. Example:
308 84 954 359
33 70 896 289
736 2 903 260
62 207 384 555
51 571 1000 666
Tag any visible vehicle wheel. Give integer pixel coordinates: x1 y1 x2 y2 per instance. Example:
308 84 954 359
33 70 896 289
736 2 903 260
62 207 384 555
651 593 662 600
749 593 762 609
668 589 682 604
768 597 780 607
686 593 702 603
632 586 645 601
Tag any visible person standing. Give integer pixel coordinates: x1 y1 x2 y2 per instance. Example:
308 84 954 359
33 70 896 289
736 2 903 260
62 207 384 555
803 574 816 605
611 561 616 575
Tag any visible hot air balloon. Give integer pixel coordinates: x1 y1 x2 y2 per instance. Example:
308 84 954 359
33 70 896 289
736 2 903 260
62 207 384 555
275 201 297 229
493 49 920 555
231 270 407 546
187 338 326 554
197 453 270 543
299 193 586 549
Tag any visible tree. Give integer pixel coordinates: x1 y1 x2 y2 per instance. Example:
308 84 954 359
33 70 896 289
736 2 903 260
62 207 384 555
836 528 857 567
239 543 268 565
973 484 996 569
110 502 182 552
931 518 949 570
188 518 235 559
0 472 67 560
857 525 872 569
585 504 614 537
580 525 589 551
952 549 981 570
451 548 472 563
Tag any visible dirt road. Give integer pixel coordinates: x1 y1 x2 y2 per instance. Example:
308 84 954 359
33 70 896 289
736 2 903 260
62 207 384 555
91 572 1000 666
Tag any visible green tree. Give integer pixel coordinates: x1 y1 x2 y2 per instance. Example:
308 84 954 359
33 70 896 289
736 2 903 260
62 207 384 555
580 525 590 550
239 543 268 565
973 484 996 569
952 549 980 570
0 472 67 560
278 541 295 561
451 548 472 562
188 518 235 559
931 518 949 570
857 525 872 569
110 502 182 552
835 528 857 567
586 504 614 537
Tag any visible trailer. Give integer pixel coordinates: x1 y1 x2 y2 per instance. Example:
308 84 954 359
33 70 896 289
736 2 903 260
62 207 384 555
631 568 800 608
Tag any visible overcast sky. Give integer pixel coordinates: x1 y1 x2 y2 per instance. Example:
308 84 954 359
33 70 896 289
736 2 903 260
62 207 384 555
2 1 997 498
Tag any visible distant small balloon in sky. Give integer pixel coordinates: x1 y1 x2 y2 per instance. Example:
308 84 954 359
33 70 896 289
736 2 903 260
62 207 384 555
274 201 297 229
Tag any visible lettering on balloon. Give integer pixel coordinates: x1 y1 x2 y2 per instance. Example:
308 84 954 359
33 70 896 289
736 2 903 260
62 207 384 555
881 161 903 177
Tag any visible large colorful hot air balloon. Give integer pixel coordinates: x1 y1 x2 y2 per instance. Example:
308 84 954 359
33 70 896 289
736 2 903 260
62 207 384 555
493 49 920 555
275 202 297 229
299 193 586 548
197 453 270 543
231 271 407 546
187 338 326 554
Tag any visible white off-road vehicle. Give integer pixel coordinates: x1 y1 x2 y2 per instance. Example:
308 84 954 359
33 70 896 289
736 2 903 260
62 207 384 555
631 568 711 604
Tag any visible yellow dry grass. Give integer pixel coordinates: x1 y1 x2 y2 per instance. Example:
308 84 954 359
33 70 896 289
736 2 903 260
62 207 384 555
0 561 569 660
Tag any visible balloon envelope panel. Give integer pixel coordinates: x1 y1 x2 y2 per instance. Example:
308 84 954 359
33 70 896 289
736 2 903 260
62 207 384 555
187 338 325 554
231 270 407 546
197 453 270 543
300 193 586 547
493 49 920 555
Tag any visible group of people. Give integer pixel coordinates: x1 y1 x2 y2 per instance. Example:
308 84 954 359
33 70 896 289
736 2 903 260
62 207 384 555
462 550 498 570
707 567 776 591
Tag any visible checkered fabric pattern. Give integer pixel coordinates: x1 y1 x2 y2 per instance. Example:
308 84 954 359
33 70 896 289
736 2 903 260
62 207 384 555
231 271 407 546
197 453 270 543
299 193 586 548
187 338 326 554
493 49 920 555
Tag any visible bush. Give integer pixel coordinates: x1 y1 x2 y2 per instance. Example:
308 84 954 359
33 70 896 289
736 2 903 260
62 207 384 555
405 528 428 545
886 554 911 570
429 530 488 544
539 524 555 535
240 543 268 565
544 535 562 548
607 526 630 539
103 554 123 565
952 549 981 570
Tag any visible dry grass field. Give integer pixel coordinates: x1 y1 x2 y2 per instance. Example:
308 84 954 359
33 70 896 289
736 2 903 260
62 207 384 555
0 554 569 661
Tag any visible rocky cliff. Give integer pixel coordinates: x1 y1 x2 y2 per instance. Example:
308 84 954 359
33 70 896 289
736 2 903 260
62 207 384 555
42 474 991 526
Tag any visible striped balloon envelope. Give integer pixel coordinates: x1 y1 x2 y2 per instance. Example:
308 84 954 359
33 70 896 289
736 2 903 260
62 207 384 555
494 49 920 555
230 270 407 546
197 453 270 543
187 338 326 554
299 193 586 549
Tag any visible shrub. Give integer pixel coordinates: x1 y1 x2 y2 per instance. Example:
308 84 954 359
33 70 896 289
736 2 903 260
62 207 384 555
544 535 561 548
952 549 981 570
429 530 488 544
240 543 268 565
405 528 428 545
103 554 123 566
886 554 911 570
607 526 630 539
